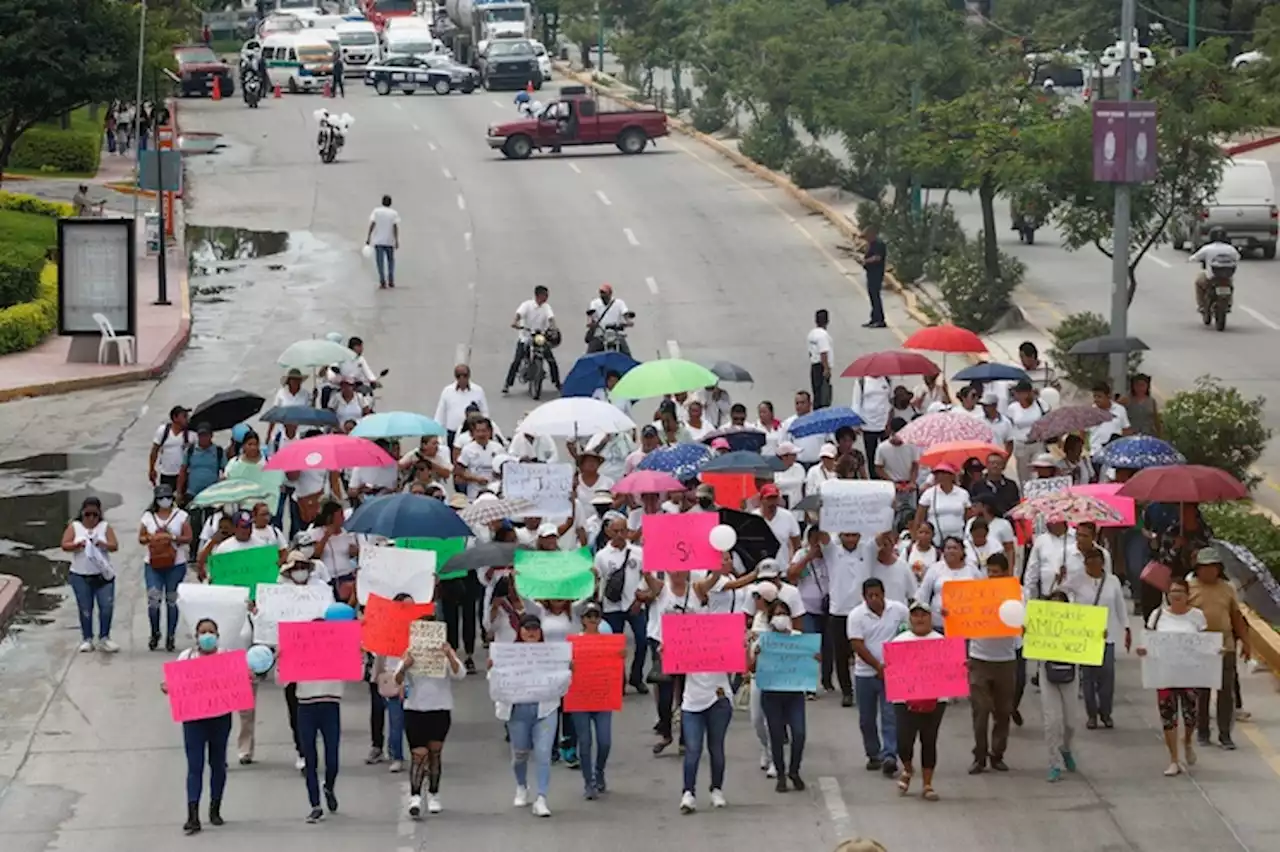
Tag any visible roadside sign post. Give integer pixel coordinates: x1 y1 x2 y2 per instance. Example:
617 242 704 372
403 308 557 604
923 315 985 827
139 149 182 306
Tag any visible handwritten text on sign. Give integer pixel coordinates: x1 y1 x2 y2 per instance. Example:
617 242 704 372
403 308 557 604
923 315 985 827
503 462 574 518
1022 600 1108 665
661 613 747 674
883 637 970 702
253 583 331 645
164 649 255 723
755 632 821 692
1023 476 1073 500
357 544 436 605
1141 631 1224 690
361 593 436 657
642 513 720 573
564 634 626 712
488 642 572 704
408 620 450 677
277 621 364 682
819 479 895 536
941 577 1023 639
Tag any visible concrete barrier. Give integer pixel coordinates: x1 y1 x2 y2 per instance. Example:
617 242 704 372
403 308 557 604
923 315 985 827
0 574 23 635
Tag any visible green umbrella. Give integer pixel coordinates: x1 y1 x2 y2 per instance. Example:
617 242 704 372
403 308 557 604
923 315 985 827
610 358 719 400
224 458 287 493
278 339 356 370
188 479 275 508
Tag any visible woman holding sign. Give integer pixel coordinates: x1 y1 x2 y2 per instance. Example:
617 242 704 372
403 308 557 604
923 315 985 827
887 601 946 801
395 632 466 818
915 537 982 633
1137 577 1209 776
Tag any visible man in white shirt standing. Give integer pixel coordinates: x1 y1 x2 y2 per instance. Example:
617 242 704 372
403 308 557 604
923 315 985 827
1088 381 1132 450
434 364 488 448
874 417 920 519
503 285 561 394
848 577 910 776
365 194 400 289
149 405 191 489
852 375 892 476
594 515 649 692
806 309 834 409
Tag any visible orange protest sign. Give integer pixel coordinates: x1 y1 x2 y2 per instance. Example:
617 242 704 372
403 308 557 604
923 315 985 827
701 472 757 510
563 634 625 712
942 577 1023 639
361 593 436 656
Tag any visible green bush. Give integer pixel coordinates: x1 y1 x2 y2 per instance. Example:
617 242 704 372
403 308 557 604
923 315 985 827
1202 503 1280 583
738 119 797 171
0 244 47 309
690 94 731 134
1047 312 1145 390
934 234 1024 332
9 127 101 175
0 192 74 217
0 263 58 355
1163 375 1271 488
0 209 57 247
786 144 840 190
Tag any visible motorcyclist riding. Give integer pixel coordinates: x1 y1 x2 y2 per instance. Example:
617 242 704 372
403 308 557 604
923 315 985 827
323 336 379 408
239 45 269 100
586 283 634 355
1189 226 1241 312
504 285 561 394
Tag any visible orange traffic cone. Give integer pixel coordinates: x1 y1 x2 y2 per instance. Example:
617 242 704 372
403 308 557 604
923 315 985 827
323 80 332 98
273 83 282 98
212 76 222 101
526 80 534 94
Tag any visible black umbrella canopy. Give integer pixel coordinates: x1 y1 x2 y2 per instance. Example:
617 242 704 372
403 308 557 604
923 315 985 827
792 493 821 513
705 361 754 383
1068 335 1149 356
718 508 780 570
440 542 517 575
703 450 780 477
191 390 266 432
701 429 769 454
1214 539 1280 624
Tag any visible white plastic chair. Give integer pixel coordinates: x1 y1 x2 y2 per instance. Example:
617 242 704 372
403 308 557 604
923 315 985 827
92 313 136 365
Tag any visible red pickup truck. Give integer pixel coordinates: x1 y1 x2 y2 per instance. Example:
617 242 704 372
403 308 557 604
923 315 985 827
487 86 668 160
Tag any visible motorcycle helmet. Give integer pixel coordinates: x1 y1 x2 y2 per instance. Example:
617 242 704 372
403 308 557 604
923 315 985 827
1208 226 1228 243
544 327 562 348
515 91 531 105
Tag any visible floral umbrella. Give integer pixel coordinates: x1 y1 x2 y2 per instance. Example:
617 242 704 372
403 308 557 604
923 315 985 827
1008 493 1125 525
1027 405 1113 442
898 411 995 449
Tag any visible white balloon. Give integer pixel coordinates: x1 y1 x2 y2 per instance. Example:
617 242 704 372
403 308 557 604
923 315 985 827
998 599 1026 629
361 244 373 261
1039 387 1060 411
708 524 738 553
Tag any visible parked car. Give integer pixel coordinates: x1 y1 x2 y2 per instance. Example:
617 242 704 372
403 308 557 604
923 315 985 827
1171 158 1278 259
364 55 474 95
478 39 541 91
487 85 667 159
421 53 481 91
174 44 235 98
531 39 553 82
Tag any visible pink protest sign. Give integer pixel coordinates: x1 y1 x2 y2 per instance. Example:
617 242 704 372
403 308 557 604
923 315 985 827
277 621 364 682
642 513 720 573
883 637 970 702
163 650 255 723
661 613 747 674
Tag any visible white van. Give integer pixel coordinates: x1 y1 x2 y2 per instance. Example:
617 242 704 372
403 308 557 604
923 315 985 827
383 29 445 61
385 16 432 33
262 31 336 93
336 20 380 72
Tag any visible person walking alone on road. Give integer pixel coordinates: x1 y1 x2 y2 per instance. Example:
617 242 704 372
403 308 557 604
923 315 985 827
331 51 345 98
860 228 887 329
61 496 120 653
366 195 400 289
807 309 834 409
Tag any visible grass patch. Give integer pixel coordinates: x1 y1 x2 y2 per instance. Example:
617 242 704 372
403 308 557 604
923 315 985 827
0 209 58 249
3 106 103 180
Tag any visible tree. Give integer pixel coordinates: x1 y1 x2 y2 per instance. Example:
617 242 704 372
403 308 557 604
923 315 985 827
0 0 140 183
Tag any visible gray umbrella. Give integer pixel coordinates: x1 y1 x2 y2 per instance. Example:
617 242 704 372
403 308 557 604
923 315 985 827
705 361 754 383
439 542 518 575
792 493 822 513
1214 539 1280 624
1068 335 1150 355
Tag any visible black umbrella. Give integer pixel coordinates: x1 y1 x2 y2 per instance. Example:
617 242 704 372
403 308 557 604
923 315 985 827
705 360 754 383
260 405 340 429
718 508 780 570
701 428 769 454
1214 539 1280 624
1068 335 1150 356
191 390 266 432
439 542 518 575
792 493 821 513
703 450 780 477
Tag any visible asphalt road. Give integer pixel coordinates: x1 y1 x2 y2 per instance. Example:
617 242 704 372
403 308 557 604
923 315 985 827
2 78 1280 852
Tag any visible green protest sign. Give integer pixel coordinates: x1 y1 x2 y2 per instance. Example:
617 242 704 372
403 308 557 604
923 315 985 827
208 545 280 601
514 547 596 601
397 537 469 581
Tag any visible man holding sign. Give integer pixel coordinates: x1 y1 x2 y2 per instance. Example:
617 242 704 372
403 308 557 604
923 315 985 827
848 578 910 776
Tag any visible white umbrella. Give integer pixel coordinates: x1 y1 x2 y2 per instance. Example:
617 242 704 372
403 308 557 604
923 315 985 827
517 397 636 437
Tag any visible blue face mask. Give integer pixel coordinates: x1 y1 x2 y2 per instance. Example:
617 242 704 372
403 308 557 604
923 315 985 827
197 634 219 652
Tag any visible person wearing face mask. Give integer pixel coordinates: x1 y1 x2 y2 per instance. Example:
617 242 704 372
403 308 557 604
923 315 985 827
276 547 328 772
848 578 911 777
752 598 815 792
139 484 193 652
162 618 233 834
288 615 346 824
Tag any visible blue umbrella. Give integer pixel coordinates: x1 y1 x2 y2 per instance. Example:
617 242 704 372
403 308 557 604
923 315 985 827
703 450 784 476
1092 435 1186 470
561 351 641 398
952 363 1030 384
260 405 339 428
346 493 472 539
637 443 711 481
787 406 864 438
701 428 767 453
352 411 446 439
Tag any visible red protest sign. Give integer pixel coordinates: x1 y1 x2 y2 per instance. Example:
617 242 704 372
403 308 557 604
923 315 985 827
164 649 255 723
362 593 436 656
701 472 757 510
641 512 720 572
563 634 626 712
278 621 364 682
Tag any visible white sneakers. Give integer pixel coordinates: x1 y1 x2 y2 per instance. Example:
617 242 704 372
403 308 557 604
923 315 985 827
514 787 549 817
295 756 306 772
680 792 697 814
531 796 551 818
77 641 94 653
408 795 422 818
388 760 403 773
760 750 777 779
427 794 442 814
710 788 727 809
513 785 528 808
1164 762 1181 777
96 639 119 653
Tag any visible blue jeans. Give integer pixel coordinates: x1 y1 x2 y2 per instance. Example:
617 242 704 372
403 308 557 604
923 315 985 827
386 696 405 761
144 563 186 640
761 691 807 776
1082 643 1117 720
68 573 114 641
298 702 341 807
183 714 232 804
603 608 648 685
681 696 732 794
374 244 395 285
508 703 556 797
571 711 612 790
274 492 302 538
855 675 897 760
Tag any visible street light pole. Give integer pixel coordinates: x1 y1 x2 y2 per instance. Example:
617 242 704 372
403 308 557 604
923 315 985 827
910 3 922 219
1188 0 1197 49
131 0 147 221
1109 0 1137 394
596 2 604 73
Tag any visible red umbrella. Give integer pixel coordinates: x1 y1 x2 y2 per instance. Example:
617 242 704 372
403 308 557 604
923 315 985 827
613 470 685 495
263 434 395 472
903 324 988 355
1116 465 1248 504
842 350 940 379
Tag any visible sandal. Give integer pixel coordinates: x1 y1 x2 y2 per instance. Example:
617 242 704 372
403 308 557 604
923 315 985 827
897 772 912 795
922 786 939 802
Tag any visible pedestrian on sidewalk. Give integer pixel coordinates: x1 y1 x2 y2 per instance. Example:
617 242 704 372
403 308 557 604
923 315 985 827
366 195 400 289
860 227 887 329
61 497 120 653
806 309 833 409
331 51 345 97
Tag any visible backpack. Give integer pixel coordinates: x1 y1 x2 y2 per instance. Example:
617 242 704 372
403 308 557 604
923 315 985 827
159 424 192 451
603 546 632 603
185 443 224 471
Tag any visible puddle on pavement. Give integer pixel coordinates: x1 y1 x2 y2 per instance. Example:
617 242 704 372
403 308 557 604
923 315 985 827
0 453 122 621
185 228 341 303
179 133 226 155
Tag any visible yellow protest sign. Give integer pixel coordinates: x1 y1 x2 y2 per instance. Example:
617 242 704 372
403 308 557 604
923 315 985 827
1022 600 1107 665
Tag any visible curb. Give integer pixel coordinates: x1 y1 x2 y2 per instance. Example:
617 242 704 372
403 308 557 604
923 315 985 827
1224 134 1280 156
1244 606 1280 677
0 574 23 635
0 173 33 182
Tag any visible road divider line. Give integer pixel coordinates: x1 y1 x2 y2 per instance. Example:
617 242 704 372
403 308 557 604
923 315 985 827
457 194 466 211
666 340 681 358
442 167 453 180
568 162 581 174
1241 304 1280 330
818 777 852 841
645 276 659 294
623 228 640 247
427 141 438 151
492 99 504 108
596 190 612 206
1148 253 1173 269
411 123 420 131
464 232 473 252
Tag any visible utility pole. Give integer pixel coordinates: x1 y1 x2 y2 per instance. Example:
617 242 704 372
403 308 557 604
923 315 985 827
1188 0 1197 49
1109 0 1136 394
910 2 922 219
596 2 604 73
131 0 147 221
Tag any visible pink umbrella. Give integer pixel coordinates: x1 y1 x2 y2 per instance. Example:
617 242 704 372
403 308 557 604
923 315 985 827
1067 483 1136 528
898 411 995 449
263 434 395 472
613 470 685 495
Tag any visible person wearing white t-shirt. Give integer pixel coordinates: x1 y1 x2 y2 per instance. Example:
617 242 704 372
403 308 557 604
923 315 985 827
640 568 703 755
504 285 561 393
807 309 834 408
1088 382 1133 450
1023 519 1076 597
781 391 830 466
595 516 649 691
1137 576 1209 775
979 393 1015 454
150 405 192 490
914 464 971 546
852 376 892 467
965 552 1021 774
848 580 910 775
1006 381 1048 482
455 418 501 500
269 370 312 442
915 538 983 630
328 379 368 428
365 194 400 288
585 284 633 355
754 485 801 567
888 601 948 800
821 531 870 705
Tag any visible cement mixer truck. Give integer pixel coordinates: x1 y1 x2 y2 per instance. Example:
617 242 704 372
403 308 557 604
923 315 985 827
440 0 533 68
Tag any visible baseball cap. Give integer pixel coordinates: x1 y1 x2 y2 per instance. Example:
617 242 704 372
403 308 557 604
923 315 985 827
169 405 189 419
195 422 214 435
448 493 469 510
537 522 560 538
755 558 782 578
640 425 659 439
1195 546 1223 566
232 510 253 528
759 483 780 498
1032 453 1059 468
752 583 779 602
932 461 958 475
591 489 615 506
581 600 604 618
695 483 715 498
819 443 838 459
907 599 931 614
981 392 1000 406
776 441 799 456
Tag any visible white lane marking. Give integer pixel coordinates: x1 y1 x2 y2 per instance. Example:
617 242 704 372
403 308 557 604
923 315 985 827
442 167 453 180
568 162 581 174
464 232 473 251
393 102 403 111
492 99 504 108
454 343 470 365
398 819 414 837
1241 304 1280 329
427 141 438 151
456 194 466 211
645 276 659 294
1147 253 1173 269
623 228 640 247
819 777 852 840
596 190 612 206
666 340 681 358
468 281 476 290
411 123 420 131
